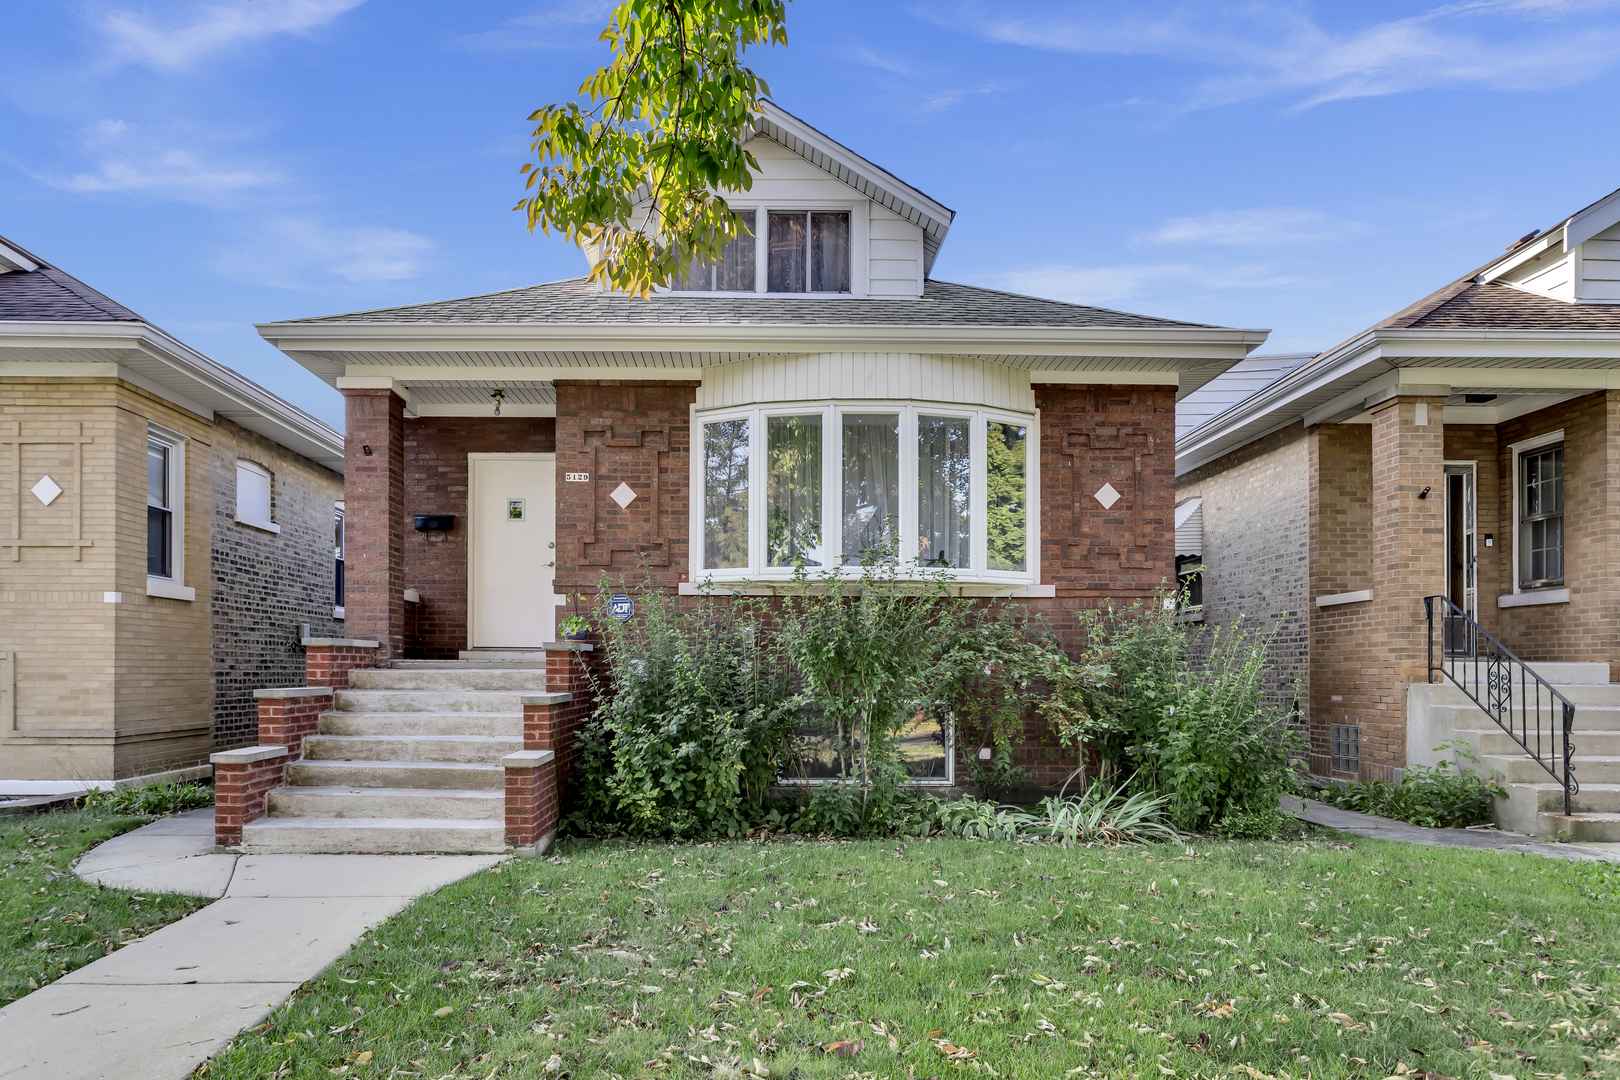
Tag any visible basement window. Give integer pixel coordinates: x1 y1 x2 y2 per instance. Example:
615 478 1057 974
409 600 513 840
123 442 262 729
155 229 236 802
1330 724 1360 775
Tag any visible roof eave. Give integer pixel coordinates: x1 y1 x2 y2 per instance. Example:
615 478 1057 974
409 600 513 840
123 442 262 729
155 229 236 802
0 320 345 472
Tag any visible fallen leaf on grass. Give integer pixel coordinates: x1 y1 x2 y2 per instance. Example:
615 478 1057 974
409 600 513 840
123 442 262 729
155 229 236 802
824 1039 864 1057
433 1006 454 1017
934 1038 978 1061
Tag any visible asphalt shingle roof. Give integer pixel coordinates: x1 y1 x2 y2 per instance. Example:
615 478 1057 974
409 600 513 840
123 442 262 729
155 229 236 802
0 236 144 323
274 277 1215 330
1388 281 1620 331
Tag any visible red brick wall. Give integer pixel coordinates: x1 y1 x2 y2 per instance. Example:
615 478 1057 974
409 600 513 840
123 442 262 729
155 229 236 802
343 389 406 658
304 643 377 689
255 694 331 760
553 381 697 597
1494 391 1620 671
402 417 557 658
213 757 285 847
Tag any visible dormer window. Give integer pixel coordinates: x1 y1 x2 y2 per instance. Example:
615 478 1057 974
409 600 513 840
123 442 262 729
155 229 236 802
674 207 853 295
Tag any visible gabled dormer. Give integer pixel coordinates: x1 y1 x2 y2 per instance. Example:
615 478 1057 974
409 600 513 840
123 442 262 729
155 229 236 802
628 101 954 300
1484 185 1620 304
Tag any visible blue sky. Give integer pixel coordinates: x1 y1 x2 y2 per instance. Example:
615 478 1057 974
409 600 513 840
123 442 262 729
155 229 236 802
7 1 1620 429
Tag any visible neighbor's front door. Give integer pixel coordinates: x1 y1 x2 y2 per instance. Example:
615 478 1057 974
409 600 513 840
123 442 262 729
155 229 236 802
469 454 556 649
1443 461 1477 655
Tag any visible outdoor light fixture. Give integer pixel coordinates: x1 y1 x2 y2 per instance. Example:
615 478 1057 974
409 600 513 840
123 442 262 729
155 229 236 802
491 388 505 417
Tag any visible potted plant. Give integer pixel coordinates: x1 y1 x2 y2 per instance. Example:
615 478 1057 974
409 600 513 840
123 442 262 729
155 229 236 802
559 614 591 641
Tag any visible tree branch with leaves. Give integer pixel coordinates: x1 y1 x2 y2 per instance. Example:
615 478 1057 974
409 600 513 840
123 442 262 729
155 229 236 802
515 0 789 297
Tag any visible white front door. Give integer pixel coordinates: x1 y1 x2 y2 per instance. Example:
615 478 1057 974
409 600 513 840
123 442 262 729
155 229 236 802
469 454 556 649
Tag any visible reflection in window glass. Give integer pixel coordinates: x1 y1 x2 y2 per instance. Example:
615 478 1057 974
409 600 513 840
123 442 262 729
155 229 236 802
1520 445 1564 587
896 704 949 780
768 212 850 293
703 419 750 569
767 414 822 567
841 413 898 565
987 421 1028 572
677 216 755 291
917 415 970 568
146 440 171 578
790 703 949 783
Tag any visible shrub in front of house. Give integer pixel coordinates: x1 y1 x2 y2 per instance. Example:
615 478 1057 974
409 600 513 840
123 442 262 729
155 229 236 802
1316 742 1506 828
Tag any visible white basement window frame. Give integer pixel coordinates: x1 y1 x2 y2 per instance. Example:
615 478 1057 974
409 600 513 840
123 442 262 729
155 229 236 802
689 401 1039 587
145 424 194 602
235 460 280 534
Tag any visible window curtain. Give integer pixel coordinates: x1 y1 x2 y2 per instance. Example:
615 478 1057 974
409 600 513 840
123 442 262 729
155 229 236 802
841 413 898 565
917 416 970 568
986 421 1027 572
679 216 754 291
767 415 823 567
810 213 850 292
767 212 806 292
704 419 750 569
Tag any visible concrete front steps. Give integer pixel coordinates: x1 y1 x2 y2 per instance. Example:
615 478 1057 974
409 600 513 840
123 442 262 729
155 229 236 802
240 663 546 855
1411 661 1620 839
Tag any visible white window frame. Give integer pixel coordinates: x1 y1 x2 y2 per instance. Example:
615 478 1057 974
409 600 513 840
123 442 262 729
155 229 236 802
1509 428 1564 595
689 400 1039 588
663 202 870 297
333 501 346 619
234 459 280 534
145 424 194 602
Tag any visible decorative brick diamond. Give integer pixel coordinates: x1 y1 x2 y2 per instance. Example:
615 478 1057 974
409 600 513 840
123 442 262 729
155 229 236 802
610 482 637 509
31 475 62 506
1093 482 1121 510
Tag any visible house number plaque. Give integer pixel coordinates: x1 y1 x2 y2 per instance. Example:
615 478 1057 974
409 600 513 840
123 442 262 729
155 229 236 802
564 472 589 482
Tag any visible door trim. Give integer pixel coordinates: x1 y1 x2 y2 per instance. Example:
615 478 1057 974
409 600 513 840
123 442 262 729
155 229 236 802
467 453 555 650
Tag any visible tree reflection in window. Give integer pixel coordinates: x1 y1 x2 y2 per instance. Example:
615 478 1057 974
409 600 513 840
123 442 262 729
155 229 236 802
703 418 749 569
767 414 822 567
987 421 1027 572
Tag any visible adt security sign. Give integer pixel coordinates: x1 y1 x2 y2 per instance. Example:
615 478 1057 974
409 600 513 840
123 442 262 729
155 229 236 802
608 594 634 623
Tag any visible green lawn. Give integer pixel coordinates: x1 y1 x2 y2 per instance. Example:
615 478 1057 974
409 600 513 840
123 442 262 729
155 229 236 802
200 835 1620 1080
0 806 212 1006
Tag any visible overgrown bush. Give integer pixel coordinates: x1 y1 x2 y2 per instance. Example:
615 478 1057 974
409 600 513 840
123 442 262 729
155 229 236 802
78 781 213 816
1072 596 1304 836
1317 742 1506 828
568 585 798 839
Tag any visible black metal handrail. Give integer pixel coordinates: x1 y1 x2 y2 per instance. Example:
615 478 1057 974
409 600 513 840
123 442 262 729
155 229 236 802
1425 595 1577 816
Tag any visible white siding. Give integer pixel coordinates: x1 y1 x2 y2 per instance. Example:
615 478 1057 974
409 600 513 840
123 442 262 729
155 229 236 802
1579 221 1620 302
1500 243 1575 302
697 354 1034 413
868 205 925 297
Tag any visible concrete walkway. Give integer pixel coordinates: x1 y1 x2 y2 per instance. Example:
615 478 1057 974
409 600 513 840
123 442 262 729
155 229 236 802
1288 796 1620 863
0 808 501 1080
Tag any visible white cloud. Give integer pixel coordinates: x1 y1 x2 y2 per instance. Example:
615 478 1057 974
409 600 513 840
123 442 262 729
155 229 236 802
920 77 1018 112
216 217 435 289
97 0 365 70
987 261 1308 306
1144 208 1367 246
922 0 1620 110
36 120 283 204
456 2 615 52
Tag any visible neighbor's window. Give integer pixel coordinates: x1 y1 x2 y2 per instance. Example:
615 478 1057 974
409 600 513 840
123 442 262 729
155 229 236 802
676 216 756 292
1520 444 1564 588
235 460 278 533
769 211 850 293
703 417 750 570
334 504 346 612
147 439 173 578
693 404 1037 584
1176 555 1204 609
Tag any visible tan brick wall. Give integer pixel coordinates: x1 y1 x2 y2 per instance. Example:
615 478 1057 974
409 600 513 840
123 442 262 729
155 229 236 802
0 377 213 780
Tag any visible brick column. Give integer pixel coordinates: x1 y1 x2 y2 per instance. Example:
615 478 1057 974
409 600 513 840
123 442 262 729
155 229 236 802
211 746 288 849
543 642 596 793
1366 388 1448 780
503 749 558 855
302 637 379 689
253 686 334 758
344 387 407 659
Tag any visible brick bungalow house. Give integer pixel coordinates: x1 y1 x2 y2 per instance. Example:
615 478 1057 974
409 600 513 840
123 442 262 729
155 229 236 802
0 233 345 788
215 102 1267 854
1176 187 1620 840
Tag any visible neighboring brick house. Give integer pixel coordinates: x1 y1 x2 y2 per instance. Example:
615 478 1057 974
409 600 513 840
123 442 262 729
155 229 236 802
1175 187 1620 838
0 233 345 785
237 101 1266 852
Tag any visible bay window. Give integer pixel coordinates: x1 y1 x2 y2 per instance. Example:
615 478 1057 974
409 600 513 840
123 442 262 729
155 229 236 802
693 403 1037 585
